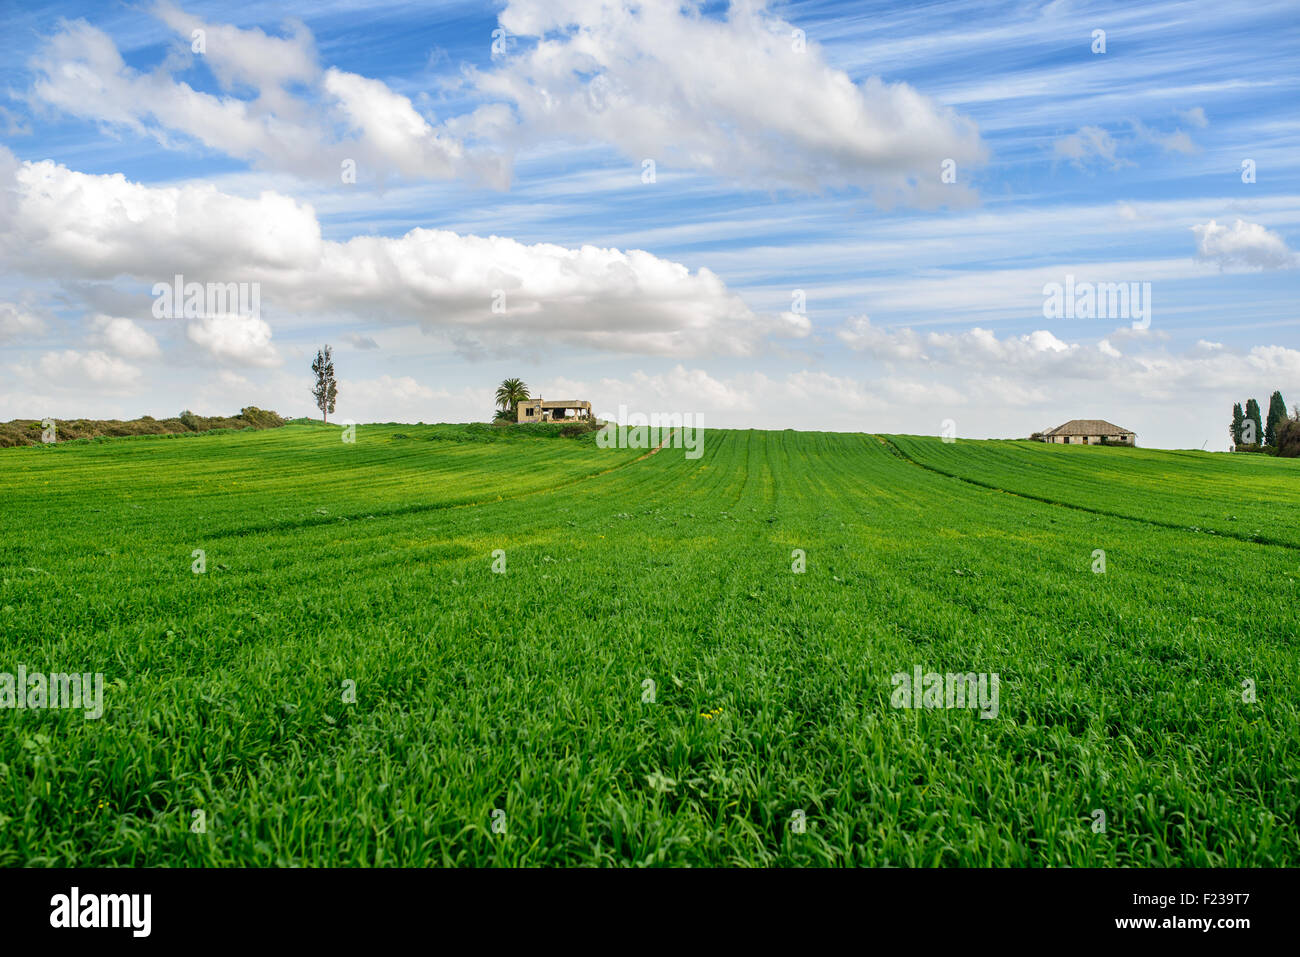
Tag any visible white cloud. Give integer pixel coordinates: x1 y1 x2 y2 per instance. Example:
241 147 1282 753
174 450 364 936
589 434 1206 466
151 1 318 97
840 320 1077 369
89 315 161 358
0 303 44 342
186 314 280 367
517 336 1300 449
1153 129 1198 155
2 157 322 279
27 10 500 187
1192 219 1296 270
34 350 141 390
469 0 986 202
332 376 486 423
1108 325 1170 343
1131 120 1199 155
832 318 1300 411
1053 126 1125 168
836 315 926 359
321 68 499 184
1055 117 1201 169
0 155 792 359
26 2 989 200
347 374 436 404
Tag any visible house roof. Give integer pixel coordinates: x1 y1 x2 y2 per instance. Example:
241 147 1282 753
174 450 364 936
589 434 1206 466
521 399 590 408
1044 419 1134 436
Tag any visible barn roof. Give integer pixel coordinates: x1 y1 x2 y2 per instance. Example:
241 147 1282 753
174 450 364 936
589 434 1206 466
1044 419 1134 436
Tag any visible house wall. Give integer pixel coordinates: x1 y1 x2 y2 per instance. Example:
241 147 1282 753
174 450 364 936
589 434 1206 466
1052 434 1135 445
516 402 591 423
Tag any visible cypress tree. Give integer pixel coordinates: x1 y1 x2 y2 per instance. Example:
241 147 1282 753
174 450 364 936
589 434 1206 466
1265 391 1287 447
1244 398 1263 446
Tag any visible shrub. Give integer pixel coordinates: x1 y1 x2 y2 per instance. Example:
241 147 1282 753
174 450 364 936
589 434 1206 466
238 406 285 429
560 420 602 438
0 408 286 447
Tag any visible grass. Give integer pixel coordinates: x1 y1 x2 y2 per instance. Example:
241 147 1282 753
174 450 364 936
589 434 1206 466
887 435 1300 547
0 424 1296 866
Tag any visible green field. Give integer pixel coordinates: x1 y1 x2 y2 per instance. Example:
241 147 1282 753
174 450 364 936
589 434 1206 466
1 424 1297 866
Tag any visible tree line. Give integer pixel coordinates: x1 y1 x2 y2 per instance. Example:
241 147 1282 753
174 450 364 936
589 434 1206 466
1230 390 1300 456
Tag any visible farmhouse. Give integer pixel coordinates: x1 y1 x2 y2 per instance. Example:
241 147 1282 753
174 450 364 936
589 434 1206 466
1041 419 1136 446
516 398 593 423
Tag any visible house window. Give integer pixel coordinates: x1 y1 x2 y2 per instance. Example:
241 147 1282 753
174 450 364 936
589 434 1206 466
525 407 535 417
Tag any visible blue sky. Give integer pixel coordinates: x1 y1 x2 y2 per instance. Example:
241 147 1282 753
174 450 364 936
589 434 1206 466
1 0 1297 448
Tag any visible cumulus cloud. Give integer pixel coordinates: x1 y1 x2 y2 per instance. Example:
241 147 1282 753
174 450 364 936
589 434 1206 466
2 158 322 279
33 350 141 390
347 375 437 403
1192 219 1296 271
469 0 986 202
524 333 1300 447
0 155 796 359
834 317 1300 405
27 1 982 200
88 315 161 358
0 303 44 342
27 8 503 187
331 376 487 423
840 320 1079 371
836 315 926 359
186 313 280 367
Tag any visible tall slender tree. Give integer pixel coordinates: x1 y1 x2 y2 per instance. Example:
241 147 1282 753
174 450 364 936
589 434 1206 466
1244 397 1263 446
1230 402 1244 446
1265 390 1287 447
312 345 338 423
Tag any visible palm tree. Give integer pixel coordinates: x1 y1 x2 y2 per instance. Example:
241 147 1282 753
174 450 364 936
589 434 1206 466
494 378 530 420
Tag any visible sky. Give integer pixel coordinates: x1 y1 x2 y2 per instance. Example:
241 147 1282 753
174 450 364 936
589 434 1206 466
0 0 1297 449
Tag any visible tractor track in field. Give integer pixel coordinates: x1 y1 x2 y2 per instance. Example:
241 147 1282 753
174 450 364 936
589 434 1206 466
203 428 686 539
878 435 1300 552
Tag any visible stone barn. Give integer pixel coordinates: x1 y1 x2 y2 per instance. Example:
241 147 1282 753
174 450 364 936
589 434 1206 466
1040 419 1136 446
